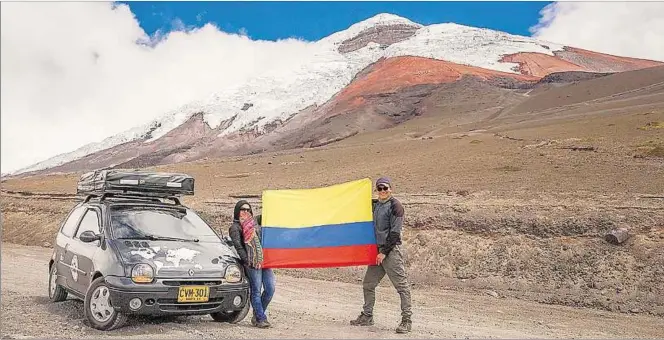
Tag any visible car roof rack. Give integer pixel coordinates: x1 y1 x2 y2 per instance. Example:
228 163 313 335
76 169 195 203
82 192 182 205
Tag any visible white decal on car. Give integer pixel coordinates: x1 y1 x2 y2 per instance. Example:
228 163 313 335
153 261 164 273
71 255 79 282
130 248 156 259
165 248 200 267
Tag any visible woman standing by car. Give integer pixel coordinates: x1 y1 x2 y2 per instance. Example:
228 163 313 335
228 200 275 328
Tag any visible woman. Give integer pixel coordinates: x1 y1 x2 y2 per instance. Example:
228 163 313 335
228 200 275 328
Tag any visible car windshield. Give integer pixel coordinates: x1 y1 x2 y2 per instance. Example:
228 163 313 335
110 206 220 242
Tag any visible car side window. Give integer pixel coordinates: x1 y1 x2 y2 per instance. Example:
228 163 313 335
61 206 86 237
74 209 101 239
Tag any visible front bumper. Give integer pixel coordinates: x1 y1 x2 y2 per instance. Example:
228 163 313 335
105 276 249 316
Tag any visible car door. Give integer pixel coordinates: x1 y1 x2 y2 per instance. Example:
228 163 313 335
55 205 87 291
67 207 103 295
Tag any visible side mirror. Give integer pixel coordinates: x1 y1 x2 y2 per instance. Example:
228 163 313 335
79 230 102 243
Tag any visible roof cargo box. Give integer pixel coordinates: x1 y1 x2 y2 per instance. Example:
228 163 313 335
76 169 194 197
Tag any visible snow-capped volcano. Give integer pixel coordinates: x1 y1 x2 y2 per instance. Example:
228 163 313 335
10 13 661 176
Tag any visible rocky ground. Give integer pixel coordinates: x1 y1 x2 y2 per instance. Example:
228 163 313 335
2 243 664 339
2 69 663 337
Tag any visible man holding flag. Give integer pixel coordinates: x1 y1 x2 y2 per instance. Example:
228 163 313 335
350 177 413 333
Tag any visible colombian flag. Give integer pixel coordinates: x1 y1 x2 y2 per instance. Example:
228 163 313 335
260 178 378 268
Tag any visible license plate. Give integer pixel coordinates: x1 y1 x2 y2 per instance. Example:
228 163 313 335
177 286 209 303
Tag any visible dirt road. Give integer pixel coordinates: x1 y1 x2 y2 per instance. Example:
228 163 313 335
1 243 663 339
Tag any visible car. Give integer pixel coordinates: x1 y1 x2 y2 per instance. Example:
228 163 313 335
47 169 251 330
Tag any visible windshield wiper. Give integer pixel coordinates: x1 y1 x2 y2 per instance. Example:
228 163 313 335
118 234 199 242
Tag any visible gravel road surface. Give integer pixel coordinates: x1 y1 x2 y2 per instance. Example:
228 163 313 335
2 243 663 339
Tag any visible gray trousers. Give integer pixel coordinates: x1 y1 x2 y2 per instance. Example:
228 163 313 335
362 244 413 318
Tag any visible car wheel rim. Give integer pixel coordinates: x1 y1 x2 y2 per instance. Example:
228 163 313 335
90 286 114 323
49 268 56 298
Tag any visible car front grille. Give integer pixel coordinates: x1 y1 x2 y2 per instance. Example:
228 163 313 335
157 297 224 311
162 280 223 286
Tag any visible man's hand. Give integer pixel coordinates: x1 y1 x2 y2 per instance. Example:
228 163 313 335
376 253 386 265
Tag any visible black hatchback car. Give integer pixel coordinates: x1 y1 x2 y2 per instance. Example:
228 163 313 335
48 169 250 330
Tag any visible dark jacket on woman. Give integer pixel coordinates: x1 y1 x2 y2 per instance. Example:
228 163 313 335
228 200 262 267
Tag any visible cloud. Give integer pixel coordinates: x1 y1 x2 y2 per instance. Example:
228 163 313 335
0 2 316 173
195 11 207 22
530 2 664 61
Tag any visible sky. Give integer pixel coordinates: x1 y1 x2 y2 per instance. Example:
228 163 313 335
122 1 553 40
2 1 664 174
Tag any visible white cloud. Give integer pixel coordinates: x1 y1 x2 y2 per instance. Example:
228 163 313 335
530 2 664 62
0 2 315 173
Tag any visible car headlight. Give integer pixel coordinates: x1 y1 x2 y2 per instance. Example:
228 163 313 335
224 264 241 283
131 263 154 283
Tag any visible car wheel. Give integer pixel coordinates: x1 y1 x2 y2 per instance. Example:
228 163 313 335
210 300 250 324
48 264 68 302
83 276 128 331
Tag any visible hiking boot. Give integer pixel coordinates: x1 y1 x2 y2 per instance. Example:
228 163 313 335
255 319 271 328
349 313 374 326
395 318 412 333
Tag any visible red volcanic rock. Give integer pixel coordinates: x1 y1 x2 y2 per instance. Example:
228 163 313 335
500 53 586 77
502 47 663 77
336 56 538 104
560 47 662 71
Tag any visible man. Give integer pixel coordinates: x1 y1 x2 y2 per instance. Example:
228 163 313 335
350 177 412 333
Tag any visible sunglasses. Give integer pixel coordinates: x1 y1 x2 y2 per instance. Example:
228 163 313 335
240 207 252 212
376 186 390 192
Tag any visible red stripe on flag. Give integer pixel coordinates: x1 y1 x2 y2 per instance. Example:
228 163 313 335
262 244 378 269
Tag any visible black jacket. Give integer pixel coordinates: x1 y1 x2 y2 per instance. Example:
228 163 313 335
228 200 262 266
372 196 404 256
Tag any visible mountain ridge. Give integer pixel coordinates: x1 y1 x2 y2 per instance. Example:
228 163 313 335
9 13 662 177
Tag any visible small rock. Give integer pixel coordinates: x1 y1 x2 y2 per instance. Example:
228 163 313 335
43 242 51 248
629 308 641 314
456 190 470 196
486 290 499 298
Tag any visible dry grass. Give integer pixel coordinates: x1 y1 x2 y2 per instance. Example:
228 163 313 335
645 145 664 157
638 121 664 130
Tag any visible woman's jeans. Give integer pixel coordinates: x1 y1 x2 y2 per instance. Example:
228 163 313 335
245 267 276 322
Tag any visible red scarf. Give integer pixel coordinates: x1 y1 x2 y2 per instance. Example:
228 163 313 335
240 217 263 268
241 217 257 242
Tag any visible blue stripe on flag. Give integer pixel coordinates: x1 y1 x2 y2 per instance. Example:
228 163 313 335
262 221 376 249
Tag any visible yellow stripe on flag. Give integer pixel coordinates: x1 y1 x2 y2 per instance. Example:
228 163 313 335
261 178 373 228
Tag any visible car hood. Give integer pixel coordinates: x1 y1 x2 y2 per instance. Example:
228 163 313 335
113 239 239 278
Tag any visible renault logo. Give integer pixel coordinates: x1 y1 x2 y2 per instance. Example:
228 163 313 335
188 269 195 276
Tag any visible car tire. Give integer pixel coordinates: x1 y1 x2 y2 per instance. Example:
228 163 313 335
83 276 128 331
210 300 250 324
48 264 68 302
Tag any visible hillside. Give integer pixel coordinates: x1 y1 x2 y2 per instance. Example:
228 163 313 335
7 13 661 177
3 63 664 317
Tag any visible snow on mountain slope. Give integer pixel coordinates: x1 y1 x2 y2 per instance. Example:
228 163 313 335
126 20 562 143
10 13 657 176
12 121 162 175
